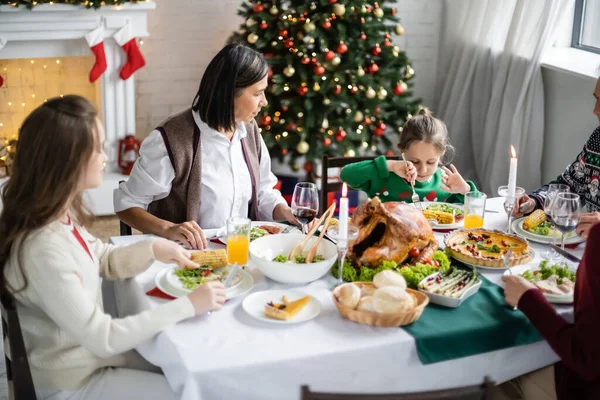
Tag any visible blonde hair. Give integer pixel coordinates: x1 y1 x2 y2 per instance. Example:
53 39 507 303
397 108 454 162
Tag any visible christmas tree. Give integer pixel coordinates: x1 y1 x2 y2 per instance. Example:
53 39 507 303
229 0 420 174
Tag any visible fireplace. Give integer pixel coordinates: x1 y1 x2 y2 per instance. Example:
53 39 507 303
0 2 154 215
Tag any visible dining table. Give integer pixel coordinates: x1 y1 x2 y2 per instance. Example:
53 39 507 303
107 197 582 400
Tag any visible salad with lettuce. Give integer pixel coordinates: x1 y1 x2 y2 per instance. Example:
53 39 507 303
273 254 325 264
521 259 576 285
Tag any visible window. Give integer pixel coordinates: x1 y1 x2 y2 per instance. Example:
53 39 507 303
573 0 600 54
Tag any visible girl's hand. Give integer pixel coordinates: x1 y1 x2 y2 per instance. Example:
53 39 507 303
501 275 537 308
152 238 199 269
388 160 417 183
188 281 226 315
440 165 471 194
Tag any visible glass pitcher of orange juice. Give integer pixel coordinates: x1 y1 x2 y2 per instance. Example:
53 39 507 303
464 192 487 229
227 217 251 265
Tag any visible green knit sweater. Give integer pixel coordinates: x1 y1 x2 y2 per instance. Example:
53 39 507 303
339 156 478 204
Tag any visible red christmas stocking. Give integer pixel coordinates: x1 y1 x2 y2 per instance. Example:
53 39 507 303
85 26 107 83
113 23 145 80
0 38 6 88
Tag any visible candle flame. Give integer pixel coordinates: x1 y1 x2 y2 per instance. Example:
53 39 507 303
510 145 516 158
342 182 348 197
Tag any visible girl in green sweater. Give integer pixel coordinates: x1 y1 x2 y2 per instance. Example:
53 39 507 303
340 108 478 204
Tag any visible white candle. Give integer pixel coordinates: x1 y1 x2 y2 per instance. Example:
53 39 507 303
339 183 349 245
508 145 517 198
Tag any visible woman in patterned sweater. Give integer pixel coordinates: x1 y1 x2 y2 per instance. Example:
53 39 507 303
515 76 600 239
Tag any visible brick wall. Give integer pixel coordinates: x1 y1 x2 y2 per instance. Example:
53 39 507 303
135 0 443 140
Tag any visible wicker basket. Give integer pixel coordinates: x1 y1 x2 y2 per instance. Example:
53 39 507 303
332 282 429 327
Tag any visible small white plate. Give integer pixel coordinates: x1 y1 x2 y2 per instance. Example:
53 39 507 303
502 262 576 304
242 290 321 324
165 266 243 293
511 218 584 245
421 202 465 230
418 271 481 308
215 221 301 244
155 267 254 300
455 248 536 271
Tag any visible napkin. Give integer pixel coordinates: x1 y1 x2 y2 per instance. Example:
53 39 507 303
146 287 176 300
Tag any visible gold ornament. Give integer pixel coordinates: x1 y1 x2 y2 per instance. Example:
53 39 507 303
354 111 364 122
313 82 321 91
374 8 384 18
269 6 278 15
297 112 304 118
345 149 356 157
405 66 415 78
323 97 331 105
362 141 369 148
310 2 316 10
296 140 310 154
377 87 388 100
361 5 367 13
292 162 300 172
322 119 329 129
271 41 278 47
357 67 365 77
283 65 295 77
297 32 305 40
397 126 403 133
308 37 315 44
245 19 257 28
366 87 376 99
333 3 346 16
304 22 316 32
395 24 405 36
247 33 259 44
331 56 341 66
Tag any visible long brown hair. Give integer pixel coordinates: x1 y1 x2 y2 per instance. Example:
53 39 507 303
397 108 455 163
0 95 98 296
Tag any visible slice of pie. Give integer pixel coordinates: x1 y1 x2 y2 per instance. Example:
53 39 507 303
444 229 532 268
264 295 311 320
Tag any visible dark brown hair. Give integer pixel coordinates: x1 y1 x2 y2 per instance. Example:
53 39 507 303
0 95 98 296
398 108 454 162
192 43 269 133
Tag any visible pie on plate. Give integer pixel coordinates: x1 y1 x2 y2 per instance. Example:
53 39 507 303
444 229 533 268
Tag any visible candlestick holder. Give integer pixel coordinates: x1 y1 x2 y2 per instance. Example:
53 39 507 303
327 225 359 289
498 185 526 234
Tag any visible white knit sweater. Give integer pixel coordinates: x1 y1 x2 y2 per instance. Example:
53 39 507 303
4 220 195 391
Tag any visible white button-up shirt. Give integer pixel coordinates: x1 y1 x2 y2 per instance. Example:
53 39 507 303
113 111 287 229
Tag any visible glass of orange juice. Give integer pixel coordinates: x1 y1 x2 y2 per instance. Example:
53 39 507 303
227 217 251 265
464 192 487 229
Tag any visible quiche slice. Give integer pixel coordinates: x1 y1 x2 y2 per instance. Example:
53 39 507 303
444 229 532 268
265 296 311 321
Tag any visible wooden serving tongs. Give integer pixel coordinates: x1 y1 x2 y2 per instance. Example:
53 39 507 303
289 202 337 262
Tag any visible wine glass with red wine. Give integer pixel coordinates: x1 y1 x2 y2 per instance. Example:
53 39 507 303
541 184 569 259
291 182 319 234
551 192 581 251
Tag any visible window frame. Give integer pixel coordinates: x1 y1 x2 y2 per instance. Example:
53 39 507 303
572 0 600 55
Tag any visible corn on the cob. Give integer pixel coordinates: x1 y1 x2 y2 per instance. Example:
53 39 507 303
423 209 455 224
523 209 546 231
190 249 227 268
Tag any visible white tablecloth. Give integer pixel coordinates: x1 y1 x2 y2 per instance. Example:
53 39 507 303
109 197 582 400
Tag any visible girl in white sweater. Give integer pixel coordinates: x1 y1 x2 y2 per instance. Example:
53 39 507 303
0 95 225 399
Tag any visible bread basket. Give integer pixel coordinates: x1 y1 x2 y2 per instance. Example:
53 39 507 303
332 282 429 327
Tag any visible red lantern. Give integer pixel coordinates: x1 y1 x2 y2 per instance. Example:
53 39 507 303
337 43 348 54
253 3 264 13
324 50 336 61
118 134 141 175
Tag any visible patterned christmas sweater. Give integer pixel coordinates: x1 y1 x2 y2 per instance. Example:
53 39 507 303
340 155 478 204
531 126 600 212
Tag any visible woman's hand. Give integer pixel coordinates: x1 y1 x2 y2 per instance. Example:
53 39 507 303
501 275 537 308
188 281 226 315
576 212 600 239
387 160 417 183
512 195 536 218
152 238 199 269
274 204 300 227
162 221 207 250
440 165 471 194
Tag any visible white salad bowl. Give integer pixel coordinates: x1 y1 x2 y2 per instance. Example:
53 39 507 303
249 233 338 284
418 271 482 308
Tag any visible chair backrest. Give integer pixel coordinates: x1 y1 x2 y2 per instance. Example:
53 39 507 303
320 155 401 214
1 294 37 400
118 180 133 236
301 377 494 400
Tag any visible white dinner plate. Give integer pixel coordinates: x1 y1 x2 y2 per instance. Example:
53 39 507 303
215 221 301 244
511 218 585 245
155 266 254 300
501 262 576 304
242 290 321 324
164 266 243 293
455 248 536 271
420 202 465 230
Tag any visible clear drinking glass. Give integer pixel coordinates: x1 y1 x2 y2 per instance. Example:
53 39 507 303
291 182 319 234
542 184 570 259
464 192 487 229
327 224 360 289
226 217 251 266
551 193 581 250
497 186 526 233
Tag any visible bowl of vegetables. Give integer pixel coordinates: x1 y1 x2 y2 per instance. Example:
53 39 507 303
249 233 338 284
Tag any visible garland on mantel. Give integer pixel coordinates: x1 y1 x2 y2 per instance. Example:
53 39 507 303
0 0 145 9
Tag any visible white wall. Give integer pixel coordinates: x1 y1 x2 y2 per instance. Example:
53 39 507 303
134 0 443 140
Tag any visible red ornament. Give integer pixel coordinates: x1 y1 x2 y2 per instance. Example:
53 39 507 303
297 87 309 96
303 161 313 172
391 7 397 16
329 0 337 3
335 129 347 142
360 32 367 40
369 63 379 74
384 33 391 39
268 69 273 79
350 86 358 94
393 83 405 95
324 50 335 61
284 39 294 49
373 3 380 8
313 65 325 75
282 148 288 155
282 106 289 111
323 138 332 146
386 150 394 156
366 6 372 13
374 128 385 137
301 57 311 65
118 134 141 175
322 20 332 29
337 43 348 54
383 39 392 47
286 122 297 131
260 115 272 125
334 85 342 95
279 29 288 37
376 121 387 131
365 117 372 125
260 22 268 29
253 3 264 13
371 46 382 56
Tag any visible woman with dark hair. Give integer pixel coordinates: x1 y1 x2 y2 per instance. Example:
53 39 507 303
0 95 226 399
115 44 296 249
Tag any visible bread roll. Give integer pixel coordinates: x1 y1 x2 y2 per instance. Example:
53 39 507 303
373 286 407 302
337 283 361 309
373 297 415 314
373 270 407 290
360 285 375 297
356 296 377 312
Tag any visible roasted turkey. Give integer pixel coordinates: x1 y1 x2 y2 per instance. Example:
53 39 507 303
347 197 438 267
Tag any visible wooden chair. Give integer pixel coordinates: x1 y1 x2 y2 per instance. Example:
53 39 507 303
1 294 37 400
301 377 494 400
320 155 401 214
118 180 132 236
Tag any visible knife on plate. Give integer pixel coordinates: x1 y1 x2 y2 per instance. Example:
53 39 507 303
224 264 241 288
551 244 581 263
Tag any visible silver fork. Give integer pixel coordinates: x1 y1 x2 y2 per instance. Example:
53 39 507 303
401 153 423 210
503 250 518 311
